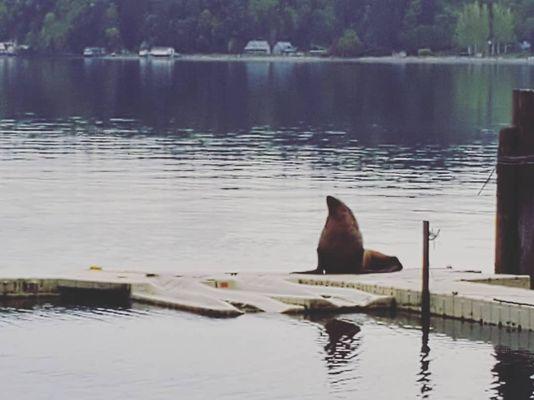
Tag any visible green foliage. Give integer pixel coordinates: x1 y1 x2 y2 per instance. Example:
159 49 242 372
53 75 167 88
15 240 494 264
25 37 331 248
0 0 531 55
39 12 68 51
333 29 363 56
455 3 489 54
400 0 456 52
0 2 8 39
418 47 433 56
105 27 121 50
519 16 534 43
493 4 515 47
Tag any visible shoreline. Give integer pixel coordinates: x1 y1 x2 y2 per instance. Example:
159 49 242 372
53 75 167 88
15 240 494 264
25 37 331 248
6 53 534 65
179 54 534 65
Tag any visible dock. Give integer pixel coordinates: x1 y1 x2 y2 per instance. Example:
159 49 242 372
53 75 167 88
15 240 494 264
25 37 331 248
0 268 393 317
3 267 534 330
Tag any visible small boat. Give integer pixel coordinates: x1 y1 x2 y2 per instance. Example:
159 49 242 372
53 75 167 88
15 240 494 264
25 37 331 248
83 47 106 57
149 47 175 58
139 49 149 57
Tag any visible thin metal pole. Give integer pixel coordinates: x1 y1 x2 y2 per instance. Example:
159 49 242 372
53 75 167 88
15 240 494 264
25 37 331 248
422 221 430 319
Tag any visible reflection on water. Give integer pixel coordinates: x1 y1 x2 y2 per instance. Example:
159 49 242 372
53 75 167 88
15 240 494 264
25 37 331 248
492 347 534 399
2 304 534 399
2 58 533 135
371 312 534 400
308 316 362 391
419 314 433 398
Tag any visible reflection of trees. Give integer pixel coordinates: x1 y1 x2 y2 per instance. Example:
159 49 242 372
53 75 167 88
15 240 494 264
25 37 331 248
0 59 526 145
0 58 125 118
452 64 518 133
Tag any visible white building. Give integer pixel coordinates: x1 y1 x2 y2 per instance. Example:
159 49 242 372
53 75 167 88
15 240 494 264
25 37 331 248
149 47 176 57
244 40 271 55
273 41 296 55
83 47 106 57
0 41 17 56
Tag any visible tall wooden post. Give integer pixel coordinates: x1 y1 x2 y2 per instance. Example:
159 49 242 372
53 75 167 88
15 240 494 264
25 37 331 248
495 89 534 284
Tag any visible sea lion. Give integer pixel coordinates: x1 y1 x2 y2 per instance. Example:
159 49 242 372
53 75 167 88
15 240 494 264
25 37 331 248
294 195 403 274
295 195 364 274
317 195 365 274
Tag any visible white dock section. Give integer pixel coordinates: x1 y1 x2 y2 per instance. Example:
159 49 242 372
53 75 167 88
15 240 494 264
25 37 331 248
131 272 394 317
293 268 534 330
0 269 393 318
5 267 534 330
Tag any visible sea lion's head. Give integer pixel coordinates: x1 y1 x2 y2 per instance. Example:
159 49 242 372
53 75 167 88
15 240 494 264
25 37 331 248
326 196 357 224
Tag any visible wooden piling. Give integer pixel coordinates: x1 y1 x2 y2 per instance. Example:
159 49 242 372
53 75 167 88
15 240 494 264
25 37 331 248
422 221 430 319
495 89 534 282
495 125 521 275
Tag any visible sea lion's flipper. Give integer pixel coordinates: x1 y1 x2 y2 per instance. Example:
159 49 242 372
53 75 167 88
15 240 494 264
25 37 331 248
361 249 403 274
291 268 325 275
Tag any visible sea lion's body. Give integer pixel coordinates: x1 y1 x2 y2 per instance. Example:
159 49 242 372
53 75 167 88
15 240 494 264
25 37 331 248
317 196 365 274
295 196 403 275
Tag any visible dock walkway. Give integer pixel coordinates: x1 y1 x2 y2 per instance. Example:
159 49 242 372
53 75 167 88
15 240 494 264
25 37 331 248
3 268 534 330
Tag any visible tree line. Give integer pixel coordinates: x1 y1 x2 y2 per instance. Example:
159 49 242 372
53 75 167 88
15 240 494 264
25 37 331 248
0 0 532 55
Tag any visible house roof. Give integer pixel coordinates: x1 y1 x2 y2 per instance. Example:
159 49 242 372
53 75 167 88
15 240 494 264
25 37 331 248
245 40 270 50
274 41 293 47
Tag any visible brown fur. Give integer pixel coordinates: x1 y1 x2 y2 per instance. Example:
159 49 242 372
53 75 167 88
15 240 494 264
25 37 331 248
316 196 364 274
362 249 403 274
294 196 403 275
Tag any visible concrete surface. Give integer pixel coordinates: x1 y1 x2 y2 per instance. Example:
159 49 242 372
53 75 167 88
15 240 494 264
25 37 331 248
4 267 534 330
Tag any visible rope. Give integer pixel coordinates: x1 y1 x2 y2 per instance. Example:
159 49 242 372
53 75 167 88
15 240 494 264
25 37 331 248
497 154 534 166
477 154 534 195
477 167 495 196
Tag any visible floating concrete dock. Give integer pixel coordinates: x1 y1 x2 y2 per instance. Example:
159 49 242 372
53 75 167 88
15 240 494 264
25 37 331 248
4 267 534 330
294 269 534 331
0 268 393 317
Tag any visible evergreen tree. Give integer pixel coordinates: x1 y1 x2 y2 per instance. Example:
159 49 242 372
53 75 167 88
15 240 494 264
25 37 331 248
0 0 530 56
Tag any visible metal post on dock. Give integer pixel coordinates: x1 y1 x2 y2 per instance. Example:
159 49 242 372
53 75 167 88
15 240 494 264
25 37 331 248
495 89 534 287
422 221 430 320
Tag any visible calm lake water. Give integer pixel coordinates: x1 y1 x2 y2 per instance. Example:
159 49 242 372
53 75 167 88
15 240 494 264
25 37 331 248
2 57 534 399
3 302 534 400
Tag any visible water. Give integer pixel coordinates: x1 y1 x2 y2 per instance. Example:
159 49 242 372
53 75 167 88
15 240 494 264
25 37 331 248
2 57 534 398
2 302 534 400
3 58 533 274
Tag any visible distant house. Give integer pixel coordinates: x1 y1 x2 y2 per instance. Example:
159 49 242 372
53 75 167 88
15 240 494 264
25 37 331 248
520 41 531 52
149 47 176 57
83 47 106 57
308 45 328 57
244 40 271 55
0 41 17 56
273 41 297 56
